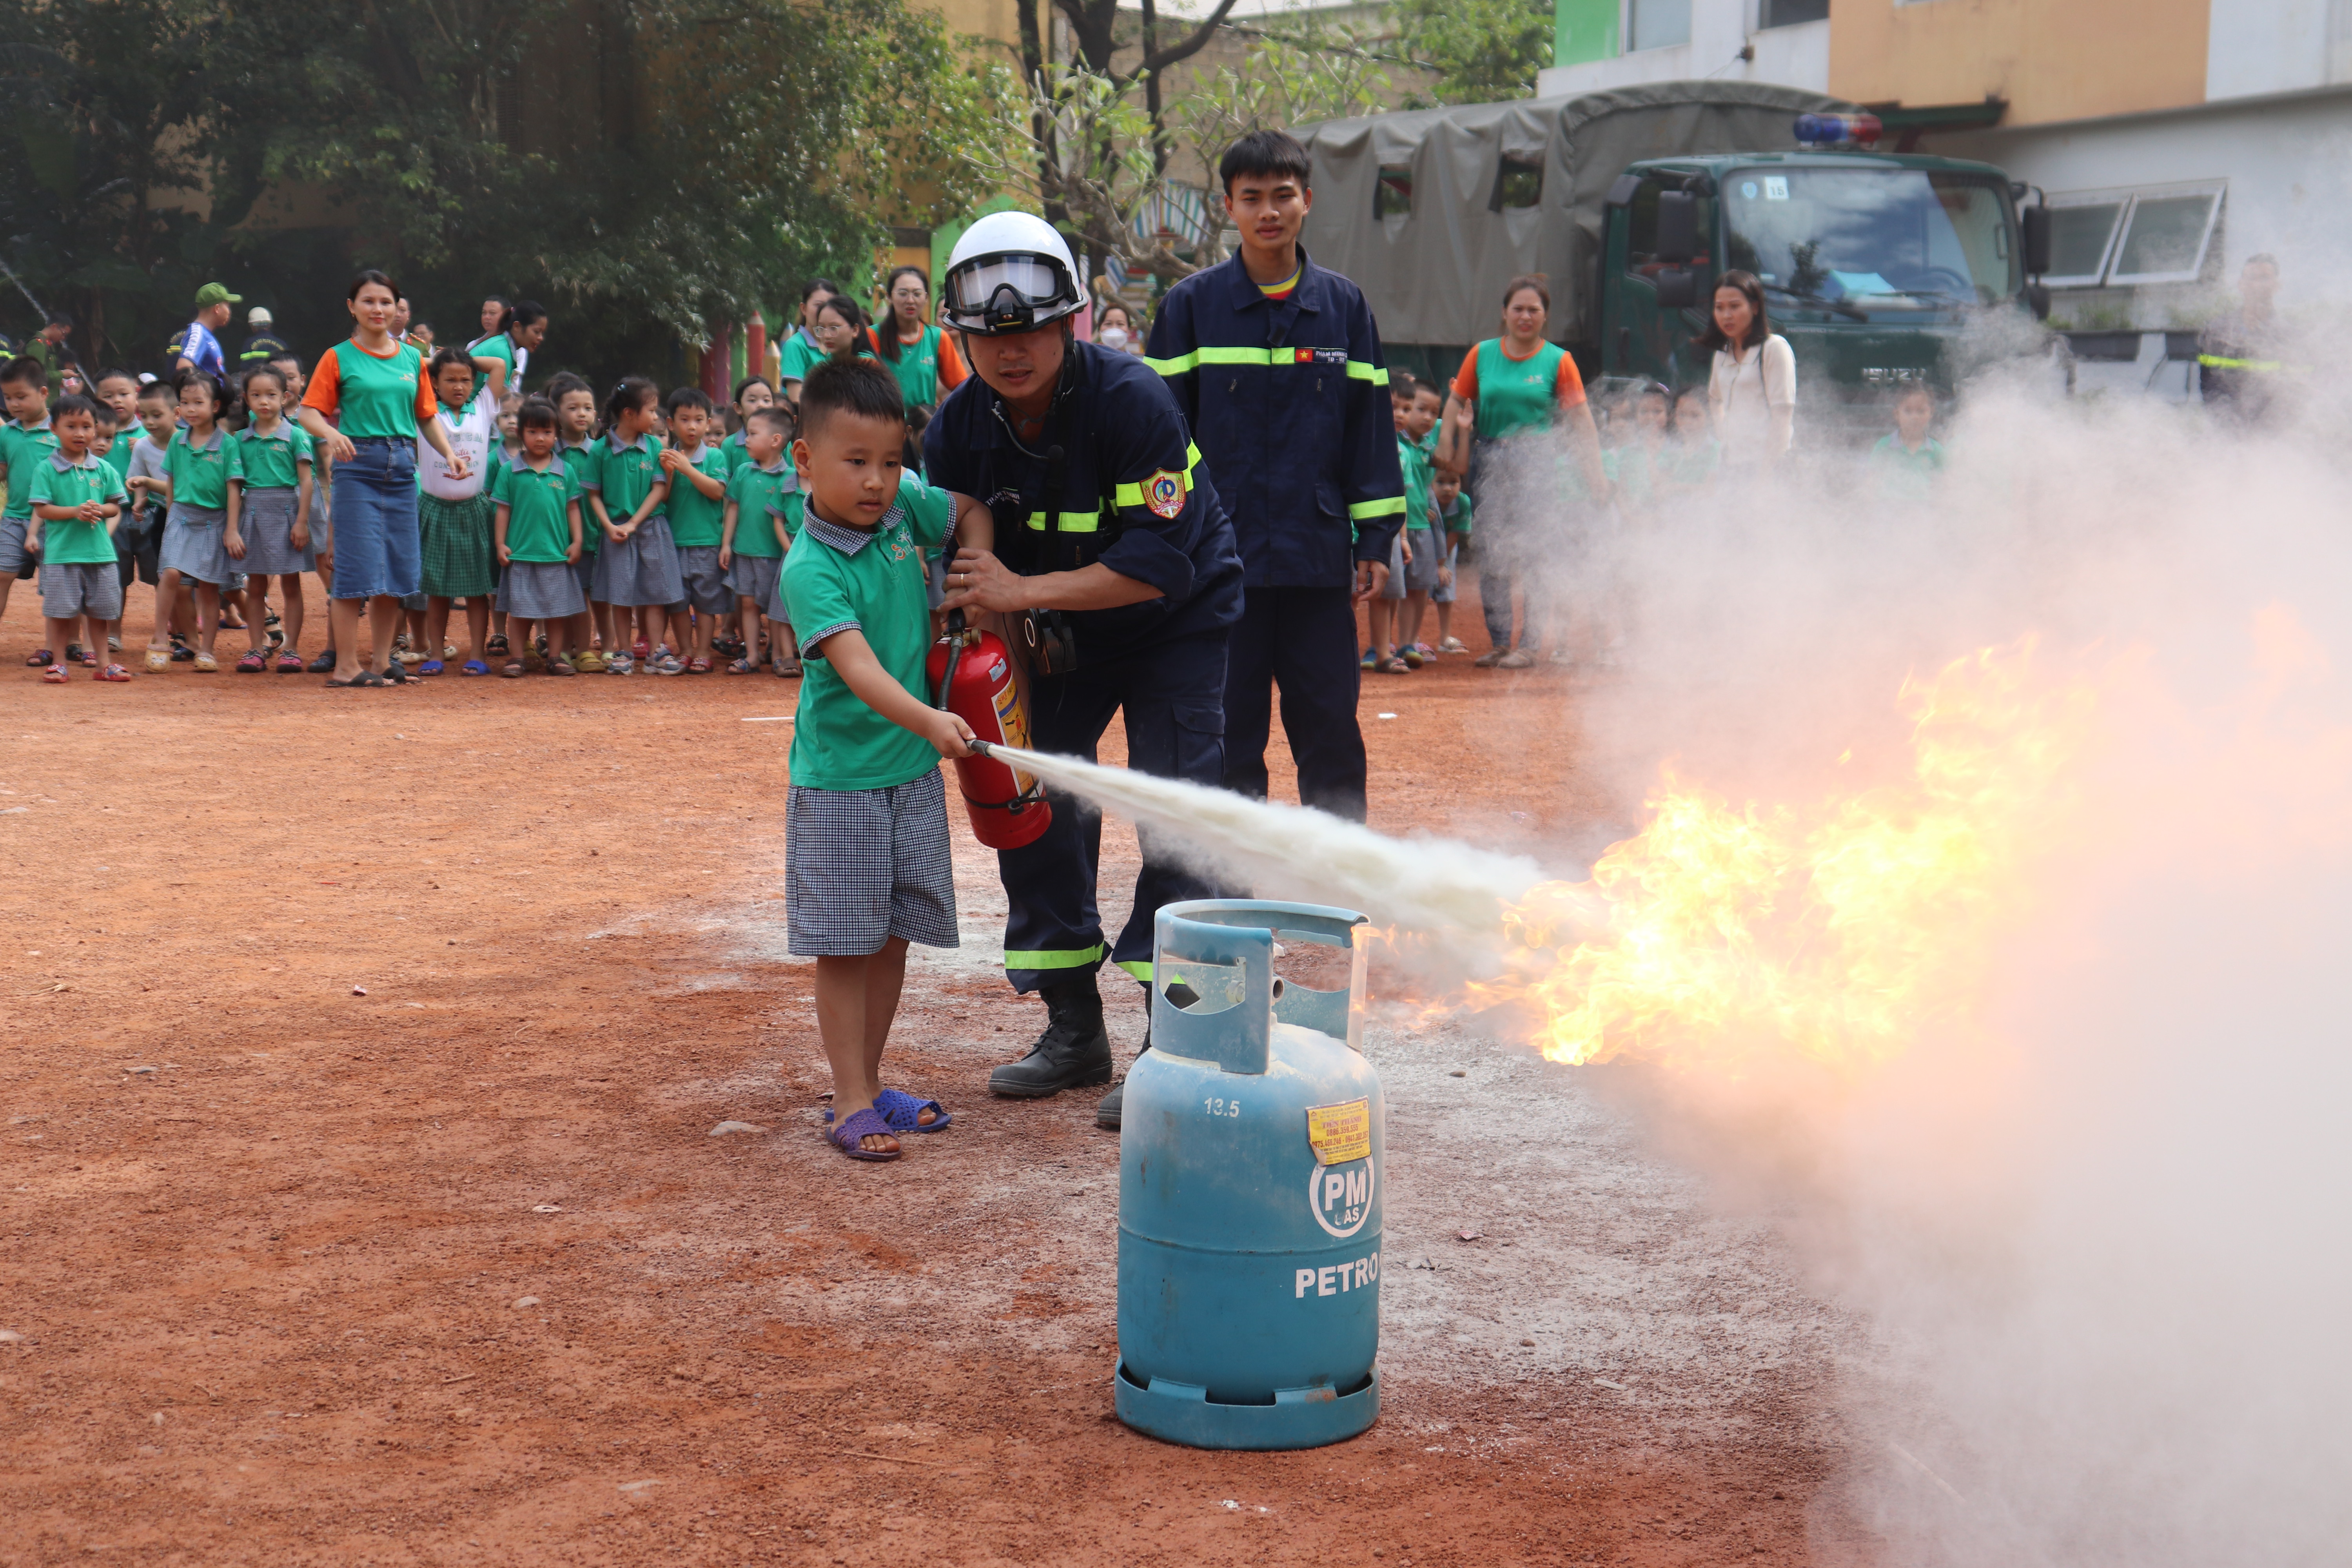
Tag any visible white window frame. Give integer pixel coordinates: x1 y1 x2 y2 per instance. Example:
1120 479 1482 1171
2104 181 2226 287
2040 187 2132 290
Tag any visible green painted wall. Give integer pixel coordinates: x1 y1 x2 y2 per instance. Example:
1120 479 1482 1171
1555 0 1620 67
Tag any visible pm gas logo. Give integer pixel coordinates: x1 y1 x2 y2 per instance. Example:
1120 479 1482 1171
1308 1157 1375 1239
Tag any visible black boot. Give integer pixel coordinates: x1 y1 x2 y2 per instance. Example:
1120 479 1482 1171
1095 982 1196 1131
989 973 1113 1098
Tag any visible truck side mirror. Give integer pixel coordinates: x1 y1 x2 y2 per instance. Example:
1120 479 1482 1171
1655 189 1700 261
2021 205 2053 277
1653 269 1698 310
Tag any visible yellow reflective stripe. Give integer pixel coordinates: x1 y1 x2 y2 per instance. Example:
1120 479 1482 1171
2197 354 2282 370
1348 495 1407 521
1345 361 1389 385
1112 443 1204 510
1199 346 1269 366
1114 959 1156 982
1144 351 1198 376
1004 943 1107 970
1150 346 1381 377
1022 510 1102 533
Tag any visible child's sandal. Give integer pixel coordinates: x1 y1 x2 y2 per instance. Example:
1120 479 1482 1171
544 656 576 676
500 661 526 679
725 657 759 675
40 664 69 684
23 647 53 667
93 663 133 682
486 633 510 657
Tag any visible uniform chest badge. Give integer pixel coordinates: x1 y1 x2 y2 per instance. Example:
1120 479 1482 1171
1144 468 1187 519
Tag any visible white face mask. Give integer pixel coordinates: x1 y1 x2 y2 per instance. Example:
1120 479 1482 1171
1098 326 1129 350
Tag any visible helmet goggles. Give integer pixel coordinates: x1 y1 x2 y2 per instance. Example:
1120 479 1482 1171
943 252 1080 335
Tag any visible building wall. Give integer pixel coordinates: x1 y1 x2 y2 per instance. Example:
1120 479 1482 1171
2204 0 2352 100
1827 0 2207 125
1538 2 1828 97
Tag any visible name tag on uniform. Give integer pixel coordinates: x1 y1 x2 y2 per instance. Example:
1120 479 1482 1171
1291 348 1348 367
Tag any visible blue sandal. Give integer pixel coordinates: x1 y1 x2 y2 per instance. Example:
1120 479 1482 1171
459 659 489 676
827 1106 900 1162
825 1089 951 1134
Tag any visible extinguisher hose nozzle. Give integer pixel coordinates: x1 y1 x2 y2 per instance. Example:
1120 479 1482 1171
965 737 994 758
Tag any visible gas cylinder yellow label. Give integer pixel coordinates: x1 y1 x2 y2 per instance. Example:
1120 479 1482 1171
1305 1099 1370 1166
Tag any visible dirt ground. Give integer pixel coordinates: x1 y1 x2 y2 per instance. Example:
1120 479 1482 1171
0 577 1871 1566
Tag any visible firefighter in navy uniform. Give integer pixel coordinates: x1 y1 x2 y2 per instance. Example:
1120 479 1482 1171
928 212 1245 1127
1146 129 1406 824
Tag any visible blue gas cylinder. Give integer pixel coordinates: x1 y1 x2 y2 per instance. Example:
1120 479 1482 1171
1114 899 1383 1450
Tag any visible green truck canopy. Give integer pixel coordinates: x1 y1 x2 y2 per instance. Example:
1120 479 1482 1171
1299 80 1858 348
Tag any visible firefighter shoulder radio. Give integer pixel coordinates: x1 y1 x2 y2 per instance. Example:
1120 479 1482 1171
927 608 1052 850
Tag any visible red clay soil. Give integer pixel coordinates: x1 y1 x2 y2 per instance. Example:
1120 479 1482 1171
0 581 1862 1566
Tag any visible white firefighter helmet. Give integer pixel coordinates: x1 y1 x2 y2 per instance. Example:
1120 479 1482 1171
941 211 1084 336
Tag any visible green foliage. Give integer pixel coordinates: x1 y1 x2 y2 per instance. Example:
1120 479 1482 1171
1174 17 1393 171
1395 0 1553 106
0 0 995 385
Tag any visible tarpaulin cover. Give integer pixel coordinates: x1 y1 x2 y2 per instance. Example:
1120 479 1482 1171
1299 81 1857 348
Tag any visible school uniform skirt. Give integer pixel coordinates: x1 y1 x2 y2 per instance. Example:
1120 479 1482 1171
237 486 317 576
590 515 686 608
159 502 235 586
497 561 588 621
418 490 498 600
724 554 781 613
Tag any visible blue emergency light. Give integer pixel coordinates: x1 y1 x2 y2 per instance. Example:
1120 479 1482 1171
1793 113 1882 148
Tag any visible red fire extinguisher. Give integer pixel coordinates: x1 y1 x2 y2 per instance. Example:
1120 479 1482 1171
928 609 1053 850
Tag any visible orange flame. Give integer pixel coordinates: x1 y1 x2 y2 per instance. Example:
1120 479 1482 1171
1475 639 2101 1073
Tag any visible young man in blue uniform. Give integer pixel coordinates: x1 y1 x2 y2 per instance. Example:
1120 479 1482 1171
1146 129 1406 823
929 212 1245 1129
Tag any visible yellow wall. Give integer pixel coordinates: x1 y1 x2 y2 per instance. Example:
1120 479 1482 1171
925 0 1030 58
1829 0 2209 126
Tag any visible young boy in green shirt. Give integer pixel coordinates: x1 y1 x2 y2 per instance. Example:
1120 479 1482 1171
1429 466 1474 655
657 386 734 671
1870 383 1946 505
25 394 129 682
779 358 991 1162
718 405 797 676
0 355 60 661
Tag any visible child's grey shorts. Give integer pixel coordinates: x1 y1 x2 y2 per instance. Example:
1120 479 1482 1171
40 561 125 621
786 768 959 956
674 545 732 614
723 553 780 611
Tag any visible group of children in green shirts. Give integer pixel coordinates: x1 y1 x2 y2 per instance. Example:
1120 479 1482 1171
1366 370 1475 674
466 371 807 677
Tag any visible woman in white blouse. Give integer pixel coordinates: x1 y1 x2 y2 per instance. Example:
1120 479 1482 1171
1702 271 1795 470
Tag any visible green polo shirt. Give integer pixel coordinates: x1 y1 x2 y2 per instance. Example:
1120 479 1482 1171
1437 491 1473 537
1397 433 1432 531
303 336 433 442
581 432 666 524
882 324 949 408
780 474 955 791
557 443 600 550
718 430 752 477
1871 434 1946 503
491 457 581 563
228 421 314 490
769 490 806 543
468 332 519 388
2 419 59 521
662 443 731 547
107 430 140 488
166 427 231 510
28 451 128 564
777 331 826 386
726 460 794 558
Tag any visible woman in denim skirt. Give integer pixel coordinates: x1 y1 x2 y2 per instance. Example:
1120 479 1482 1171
294 270 472 688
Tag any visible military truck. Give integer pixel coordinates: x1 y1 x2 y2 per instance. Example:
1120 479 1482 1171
1298 81 2053 440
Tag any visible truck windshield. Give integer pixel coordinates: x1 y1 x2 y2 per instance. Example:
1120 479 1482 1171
1722 167 2019 309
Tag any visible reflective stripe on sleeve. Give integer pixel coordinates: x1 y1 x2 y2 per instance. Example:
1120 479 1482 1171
1022 510 1102 533
1348 495 1408 521
1114 958 1156 982
1004 943 1109 970
1344 361 1389 385
1110 443 1205 510
2196 354 2282 371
